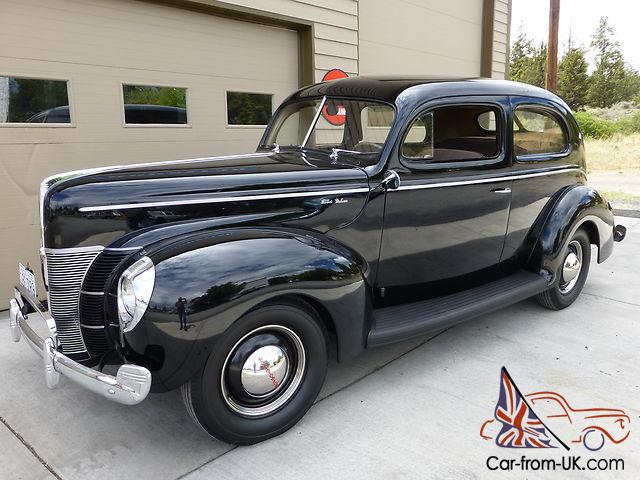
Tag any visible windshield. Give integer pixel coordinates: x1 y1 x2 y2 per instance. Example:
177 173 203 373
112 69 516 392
261 97 395 166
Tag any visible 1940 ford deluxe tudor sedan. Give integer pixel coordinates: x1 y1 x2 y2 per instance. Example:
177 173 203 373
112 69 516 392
9 77 626 444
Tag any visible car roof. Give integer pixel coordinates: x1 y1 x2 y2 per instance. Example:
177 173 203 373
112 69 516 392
288 76 567 109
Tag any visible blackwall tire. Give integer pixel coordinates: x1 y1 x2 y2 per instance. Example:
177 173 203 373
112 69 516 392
182 300 328 445
536 228 591 310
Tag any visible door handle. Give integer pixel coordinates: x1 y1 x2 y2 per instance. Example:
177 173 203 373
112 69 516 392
491 187 511 194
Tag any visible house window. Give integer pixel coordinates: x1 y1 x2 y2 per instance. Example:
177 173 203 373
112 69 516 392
122 84 188 124
0 76 70 123
227 92 272 126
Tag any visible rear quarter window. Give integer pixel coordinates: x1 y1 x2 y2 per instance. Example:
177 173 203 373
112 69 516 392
513 108 568 156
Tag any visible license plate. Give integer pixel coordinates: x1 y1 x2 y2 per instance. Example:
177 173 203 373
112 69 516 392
19 263 37 298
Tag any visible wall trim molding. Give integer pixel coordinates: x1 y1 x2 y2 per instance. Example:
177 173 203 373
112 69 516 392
481 0 495 77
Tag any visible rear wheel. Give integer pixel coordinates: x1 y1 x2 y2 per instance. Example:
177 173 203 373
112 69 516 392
182 300 328 444
536 228 591 310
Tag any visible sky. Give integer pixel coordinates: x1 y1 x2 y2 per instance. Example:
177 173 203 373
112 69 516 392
511 0 640 71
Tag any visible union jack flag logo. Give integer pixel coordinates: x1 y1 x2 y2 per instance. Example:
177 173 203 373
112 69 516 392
494 367 556 448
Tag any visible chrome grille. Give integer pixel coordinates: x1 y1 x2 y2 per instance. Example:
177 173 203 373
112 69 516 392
45 247 103 355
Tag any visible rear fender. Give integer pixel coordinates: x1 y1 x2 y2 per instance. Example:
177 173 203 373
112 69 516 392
527 185 614 283
125 228 368 390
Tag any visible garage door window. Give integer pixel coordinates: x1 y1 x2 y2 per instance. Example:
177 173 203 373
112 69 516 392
0 76 70 124
122 84 188 125
227 92 273 126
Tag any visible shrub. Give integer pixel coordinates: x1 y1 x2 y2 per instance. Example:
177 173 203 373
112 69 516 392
615 111 640 134
574 111 618 138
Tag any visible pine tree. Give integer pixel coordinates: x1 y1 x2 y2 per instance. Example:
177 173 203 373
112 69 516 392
557 47 589 110
509 30 546 88
587 17 632 107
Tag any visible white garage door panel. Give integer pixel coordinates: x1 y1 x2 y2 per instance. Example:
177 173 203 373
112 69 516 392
0 0 300 301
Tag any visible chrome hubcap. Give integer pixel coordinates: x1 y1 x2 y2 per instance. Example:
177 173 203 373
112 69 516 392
560 240 583 293
221 325 305 417
241 345 289 397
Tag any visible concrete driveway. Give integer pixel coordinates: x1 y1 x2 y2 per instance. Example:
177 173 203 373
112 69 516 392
1 217 638 480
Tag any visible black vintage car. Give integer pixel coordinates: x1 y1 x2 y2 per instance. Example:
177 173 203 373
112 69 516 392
9 77 626 444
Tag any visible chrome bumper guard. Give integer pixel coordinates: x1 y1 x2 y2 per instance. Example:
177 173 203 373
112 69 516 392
9 286 151 405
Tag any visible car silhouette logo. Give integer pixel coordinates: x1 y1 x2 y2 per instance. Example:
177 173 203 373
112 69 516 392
480 367 630 451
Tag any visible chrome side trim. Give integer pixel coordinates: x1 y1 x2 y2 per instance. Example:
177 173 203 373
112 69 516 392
396 167 583 192
77 167 582 213
79 187 370 212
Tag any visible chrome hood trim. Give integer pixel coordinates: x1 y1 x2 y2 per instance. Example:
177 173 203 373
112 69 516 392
38 152 274 229
79 186 370 212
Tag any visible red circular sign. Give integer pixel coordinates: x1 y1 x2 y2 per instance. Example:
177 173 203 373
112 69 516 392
321 69 349 126
322 69 348 82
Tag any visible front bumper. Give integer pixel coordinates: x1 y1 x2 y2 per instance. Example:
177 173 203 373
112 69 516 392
9 286 151 405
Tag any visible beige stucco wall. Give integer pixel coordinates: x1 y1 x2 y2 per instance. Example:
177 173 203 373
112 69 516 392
0 0 509 303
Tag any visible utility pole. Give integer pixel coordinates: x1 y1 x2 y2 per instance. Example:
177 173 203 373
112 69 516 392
545 0 560 92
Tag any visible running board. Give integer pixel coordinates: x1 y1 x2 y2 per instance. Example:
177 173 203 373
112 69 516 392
368 271 548 347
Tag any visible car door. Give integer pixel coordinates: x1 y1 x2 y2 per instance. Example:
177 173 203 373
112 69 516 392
377 96 512 293
501 96 583 261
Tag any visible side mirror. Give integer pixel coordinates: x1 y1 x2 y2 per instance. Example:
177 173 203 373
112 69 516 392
381 170 401 190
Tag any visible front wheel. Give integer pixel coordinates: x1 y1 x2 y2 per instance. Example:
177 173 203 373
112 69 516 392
536 228 591 310
182 300 328 444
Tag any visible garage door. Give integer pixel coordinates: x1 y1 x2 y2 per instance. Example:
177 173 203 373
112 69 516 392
0 0 300 301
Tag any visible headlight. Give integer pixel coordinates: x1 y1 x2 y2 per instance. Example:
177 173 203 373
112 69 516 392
117 257 155 333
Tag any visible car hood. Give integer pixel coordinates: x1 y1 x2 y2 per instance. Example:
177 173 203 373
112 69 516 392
43 150 371 249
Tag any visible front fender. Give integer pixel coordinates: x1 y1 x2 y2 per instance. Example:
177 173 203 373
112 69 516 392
528 185 614 282
124 228 368 390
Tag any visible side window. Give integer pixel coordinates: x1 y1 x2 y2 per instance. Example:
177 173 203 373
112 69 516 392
401 112 433 159
401 105 501 163
513 108 568 156
477 111 496 132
